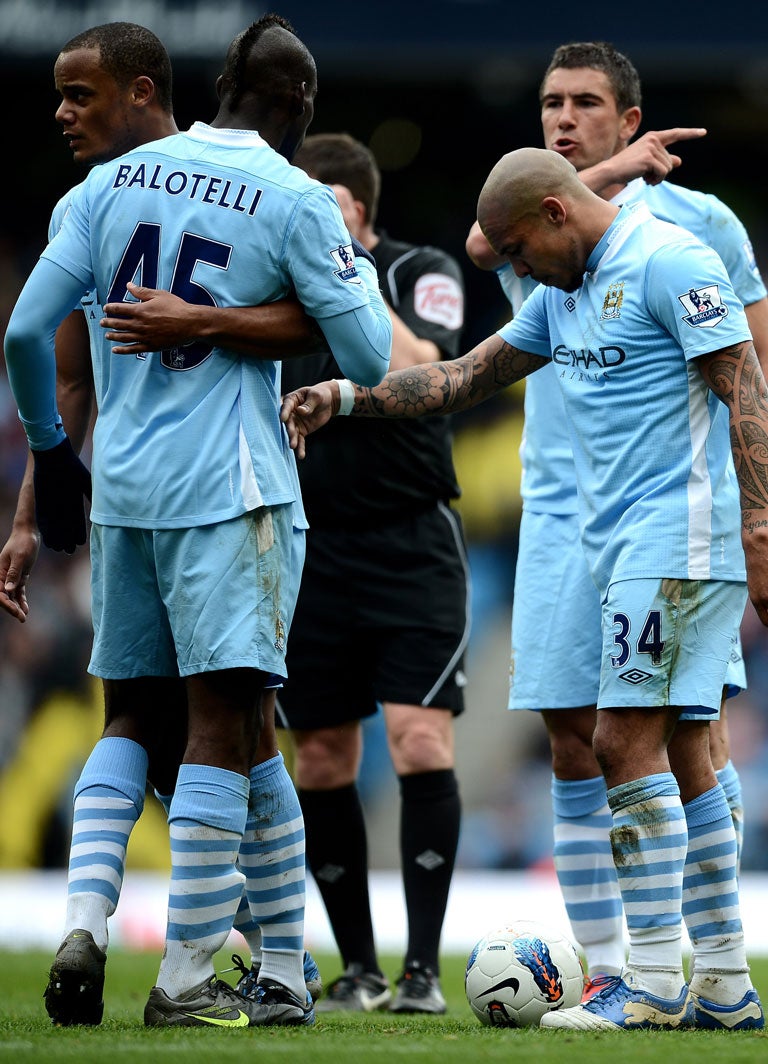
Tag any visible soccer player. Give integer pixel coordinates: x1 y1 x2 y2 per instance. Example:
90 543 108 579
281 146 768 1031
3 14 391 1029
100 131 469 1015
464 40 768 993
0 20 325 1025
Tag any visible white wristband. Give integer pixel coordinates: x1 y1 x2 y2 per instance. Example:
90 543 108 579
336 378 355 416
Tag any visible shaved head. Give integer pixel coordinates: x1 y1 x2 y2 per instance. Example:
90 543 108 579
476 147 617 292
477 147 583 236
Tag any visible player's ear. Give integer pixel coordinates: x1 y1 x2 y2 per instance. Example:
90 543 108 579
288 81 307 118
131 75 156 108
351 199 367 231
541 196 566 227
619 105 642 144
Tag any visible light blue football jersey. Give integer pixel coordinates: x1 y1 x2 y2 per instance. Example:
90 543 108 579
40 123 381 529
499 202 751 592
500 178 766 517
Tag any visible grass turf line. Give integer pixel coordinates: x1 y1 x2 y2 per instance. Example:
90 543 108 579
0 950 765 1063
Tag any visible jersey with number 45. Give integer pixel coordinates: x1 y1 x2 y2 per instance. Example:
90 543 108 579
42 122 379 530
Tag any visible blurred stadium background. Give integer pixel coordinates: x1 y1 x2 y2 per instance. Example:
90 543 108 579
1 1 767 951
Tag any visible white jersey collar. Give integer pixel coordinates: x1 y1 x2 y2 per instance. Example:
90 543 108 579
185 121 268 149
612 176 646 207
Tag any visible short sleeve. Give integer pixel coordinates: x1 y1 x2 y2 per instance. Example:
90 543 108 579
645 239 753 362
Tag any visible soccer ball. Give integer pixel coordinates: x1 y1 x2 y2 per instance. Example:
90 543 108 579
465 920 583 1027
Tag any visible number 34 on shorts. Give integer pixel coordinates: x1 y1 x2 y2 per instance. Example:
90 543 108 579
597 577 747 711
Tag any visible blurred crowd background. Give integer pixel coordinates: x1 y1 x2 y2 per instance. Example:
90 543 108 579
2 1 768 876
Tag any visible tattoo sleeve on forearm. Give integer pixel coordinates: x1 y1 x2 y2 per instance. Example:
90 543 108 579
352 337 548 417
705 342 768 528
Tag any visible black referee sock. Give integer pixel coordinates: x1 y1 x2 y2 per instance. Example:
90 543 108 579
399 768 461 975
298 783 380 975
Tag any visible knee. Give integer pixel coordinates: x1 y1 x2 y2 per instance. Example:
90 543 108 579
543 707 600 780
388 715 454 775
293 727 360 790
549 730 599 779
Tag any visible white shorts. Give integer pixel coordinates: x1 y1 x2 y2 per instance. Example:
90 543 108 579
598 577 747 717
89 504 305 679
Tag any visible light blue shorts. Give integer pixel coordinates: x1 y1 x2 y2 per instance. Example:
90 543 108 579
509 509 602 710
89 504 305 680
598 577 747 717
509 509 746 713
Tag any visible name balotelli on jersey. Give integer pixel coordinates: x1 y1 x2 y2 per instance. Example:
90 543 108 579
112 162 264 217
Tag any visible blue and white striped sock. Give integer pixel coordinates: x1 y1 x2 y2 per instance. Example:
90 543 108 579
232 892 262 967
156 763 249 999
607 772 687 997
552 775 625 976
65 737 148 951
237 753 306 1000
715 761 744 873
683 784 751 1002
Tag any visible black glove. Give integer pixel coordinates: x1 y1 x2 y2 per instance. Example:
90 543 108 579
32 437 93 554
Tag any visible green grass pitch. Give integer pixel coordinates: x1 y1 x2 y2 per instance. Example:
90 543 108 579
0 950 765 1062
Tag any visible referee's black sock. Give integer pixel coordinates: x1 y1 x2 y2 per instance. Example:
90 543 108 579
298 783 381 975
398 768 461 975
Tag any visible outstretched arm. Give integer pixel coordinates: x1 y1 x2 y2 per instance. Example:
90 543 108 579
101 282 321 358
698 339 768 624
465 128 708 275
580 127 707 194
281 332 547 458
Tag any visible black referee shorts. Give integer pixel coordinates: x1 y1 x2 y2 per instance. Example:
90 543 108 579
277 502 470 729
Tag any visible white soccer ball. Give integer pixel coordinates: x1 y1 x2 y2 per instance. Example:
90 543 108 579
465 920 583 1027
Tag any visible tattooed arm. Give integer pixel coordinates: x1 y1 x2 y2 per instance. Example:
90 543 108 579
280 332 548 458
698 339 768 624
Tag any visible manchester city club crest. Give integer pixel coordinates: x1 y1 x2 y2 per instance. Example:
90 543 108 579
600 280 625 320
678 284 728 328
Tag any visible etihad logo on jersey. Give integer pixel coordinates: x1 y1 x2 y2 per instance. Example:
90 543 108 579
600 281 625 320
678 285 728 328
414 273 464 330
552 344 626 369
329 243 361 284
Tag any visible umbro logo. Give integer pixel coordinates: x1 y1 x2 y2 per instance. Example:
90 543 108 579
564 297 576 312
618 668 653 685
315 863 345 884
415 849 445 871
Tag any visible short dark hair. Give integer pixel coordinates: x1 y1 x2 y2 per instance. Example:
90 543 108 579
293 133 381 227
219 12 315 110
540 41 642 114
60 22 173 113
